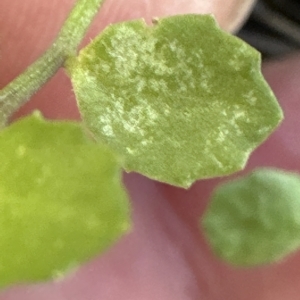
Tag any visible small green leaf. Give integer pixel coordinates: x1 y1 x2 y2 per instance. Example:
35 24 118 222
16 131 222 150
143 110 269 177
68 15 283 188
202 168 300 266
0 112 130 288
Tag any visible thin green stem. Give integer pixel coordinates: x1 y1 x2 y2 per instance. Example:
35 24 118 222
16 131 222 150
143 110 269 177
0 0 105 127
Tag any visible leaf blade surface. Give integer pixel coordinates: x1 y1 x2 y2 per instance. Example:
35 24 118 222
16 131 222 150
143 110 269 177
69 15 283 188
0 113 130 288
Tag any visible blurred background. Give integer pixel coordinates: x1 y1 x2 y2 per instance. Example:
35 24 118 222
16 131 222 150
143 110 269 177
238 0 300 59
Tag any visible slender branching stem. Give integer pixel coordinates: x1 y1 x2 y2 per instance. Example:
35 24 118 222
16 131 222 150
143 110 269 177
0 0 105 127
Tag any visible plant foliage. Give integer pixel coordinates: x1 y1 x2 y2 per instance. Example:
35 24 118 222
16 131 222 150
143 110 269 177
202 168 300 266
0 113 130 288
68 15 283 188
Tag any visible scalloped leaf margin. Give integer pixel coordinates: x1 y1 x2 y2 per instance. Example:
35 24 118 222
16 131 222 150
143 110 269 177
68 14 283 188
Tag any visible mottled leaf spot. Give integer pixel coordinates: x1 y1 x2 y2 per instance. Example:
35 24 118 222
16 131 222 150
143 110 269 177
68 15 283 188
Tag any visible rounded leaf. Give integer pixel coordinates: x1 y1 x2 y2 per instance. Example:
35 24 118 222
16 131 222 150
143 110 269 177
0 113 130 288
202 168 300 266
68 15 283 188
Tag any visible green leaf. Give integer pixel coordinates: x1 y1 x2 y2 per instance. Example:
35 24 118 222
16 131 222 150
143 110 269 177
67 14 283 188
202 168 300 266
0 112 130 288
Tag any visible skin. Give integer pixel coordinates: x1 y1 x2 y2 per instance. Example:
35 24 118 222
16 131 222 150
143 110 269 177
1 0 300 299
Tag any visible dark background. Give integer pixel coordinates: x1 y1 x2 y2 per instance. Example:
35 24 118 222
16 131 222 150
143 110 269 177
238 0 300 59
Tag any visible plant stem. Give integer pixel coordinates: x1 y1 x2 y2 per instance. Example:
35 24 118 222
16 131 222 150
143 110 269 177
0 0 106 127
